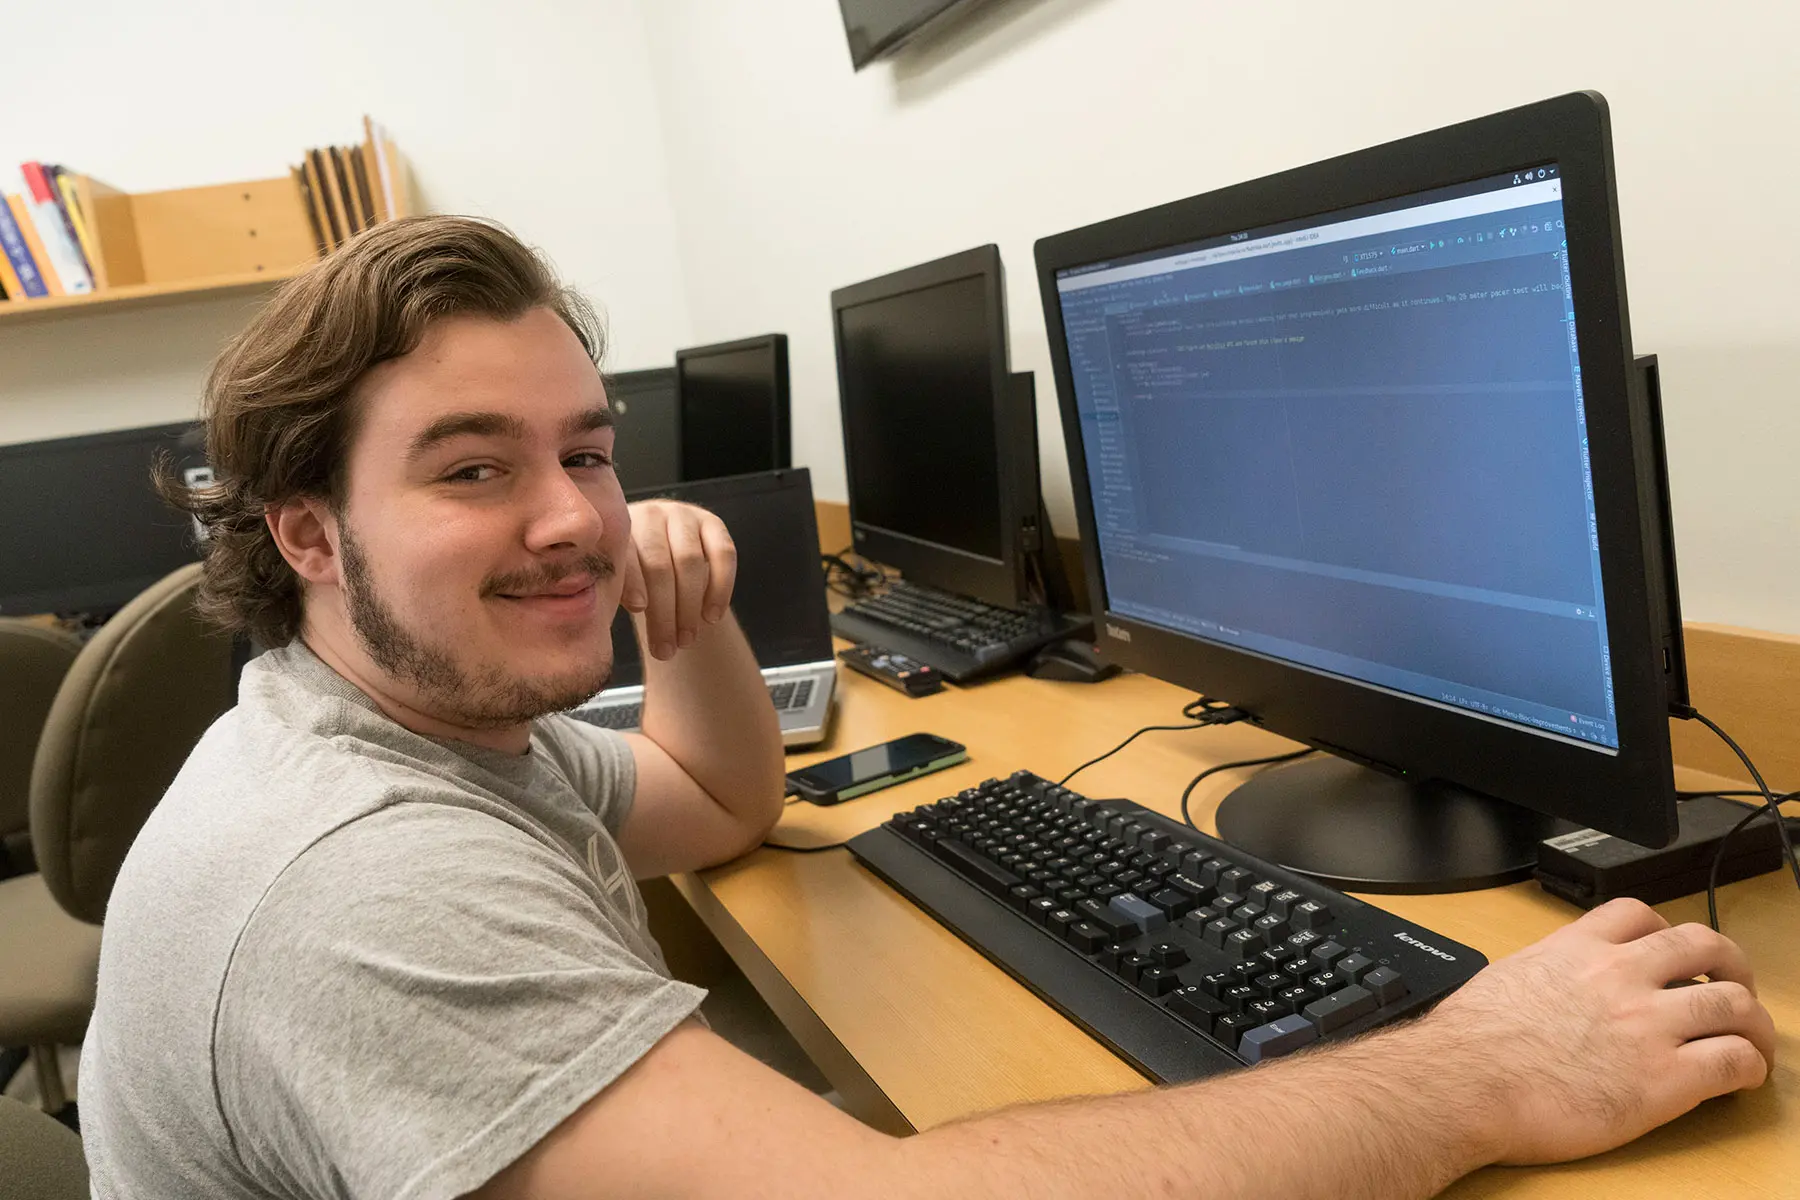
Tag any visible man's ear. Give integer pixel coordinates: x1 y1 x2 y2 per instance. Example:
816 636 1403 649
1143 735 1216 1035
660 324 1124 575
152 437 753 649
266 497 342 587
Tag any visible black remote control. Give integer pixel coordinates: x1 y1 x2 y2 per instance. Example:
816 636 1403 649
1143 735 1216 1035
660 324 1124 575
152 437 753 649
839 645 944 697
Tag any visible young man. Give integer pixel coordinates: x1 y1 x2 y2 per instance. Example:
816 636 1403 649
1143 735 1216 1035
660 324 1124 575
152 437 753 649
83 217 1774 1200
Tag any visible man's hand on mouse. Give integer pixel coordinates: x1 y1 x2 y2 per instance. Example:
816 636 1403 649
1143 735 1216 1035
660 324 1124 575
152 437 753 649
1414 897 1774 1165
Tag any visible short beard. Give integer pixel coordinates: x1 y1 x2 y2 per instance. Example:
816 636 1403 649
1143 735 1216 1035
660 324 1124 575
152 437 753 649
337 523 615 729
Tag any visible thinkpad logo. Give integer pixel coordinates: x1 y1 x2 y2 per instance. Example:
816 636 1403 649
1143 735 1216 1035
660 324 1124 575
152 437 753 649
1104 624 1132 642
1394 931 1456 962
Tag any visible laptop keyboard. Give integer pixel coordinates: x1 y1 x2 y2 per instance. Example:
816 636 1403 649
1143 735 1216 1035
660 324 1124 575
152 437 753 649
768 678 815 712
572 677 816 732
572 703 643 730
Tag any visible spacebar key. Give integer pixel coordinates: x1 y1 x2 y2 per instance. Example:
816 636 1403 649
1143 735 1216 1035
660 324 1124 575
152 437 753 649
930 837 1022 896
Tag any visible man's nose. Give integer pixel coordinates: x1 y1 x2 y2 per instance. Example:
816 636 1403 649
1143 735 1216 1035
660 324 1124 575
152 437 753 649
524 467 607 552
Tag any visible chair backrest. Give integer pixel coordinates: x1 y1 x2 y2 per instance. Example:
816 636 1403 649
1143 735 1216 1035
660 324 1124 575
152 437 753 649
0 621 81 867
0 1095 88 1199
29 563 235 924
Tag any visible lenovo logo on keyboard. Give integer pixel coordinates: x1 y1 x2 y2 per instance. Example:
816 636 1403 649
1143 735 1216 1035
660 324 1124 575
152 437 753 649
1105 624 1132 642
1393 931 1458 962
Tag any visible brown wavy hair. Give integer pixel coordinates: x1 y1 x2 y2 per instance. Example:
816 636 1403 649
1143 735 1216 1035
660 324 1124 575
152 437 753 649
155 215 606 647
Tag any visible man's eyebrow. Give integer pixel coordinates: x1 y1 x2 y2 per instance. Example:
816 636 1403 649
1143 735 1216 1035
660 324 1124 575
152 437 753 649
404 411 528 463
561 405 614 437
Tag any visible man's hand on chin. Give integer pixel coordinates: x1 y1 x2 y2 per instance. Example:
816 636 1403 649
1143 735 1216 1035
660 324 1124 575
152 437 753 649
612 499 785 876
620 499 738 661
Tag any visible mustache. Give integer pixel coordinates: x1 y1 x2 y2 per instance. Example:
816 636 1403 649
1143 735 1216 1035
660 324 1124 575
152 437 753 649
481 552 615 599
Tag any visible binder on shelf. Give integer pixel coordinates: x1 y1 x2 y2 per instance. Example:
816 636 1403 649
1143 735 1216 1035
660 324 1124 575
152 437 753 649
331 146 363 235
349 150 376 234
367 115 407 219
310 148 347 248
293 165 328 258
301 151 338 251
359 116 389 223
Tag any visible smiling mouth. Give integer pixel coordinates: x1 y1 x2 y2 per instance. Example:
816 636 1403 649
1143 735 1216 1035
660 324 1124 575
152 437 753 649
498 580 595 601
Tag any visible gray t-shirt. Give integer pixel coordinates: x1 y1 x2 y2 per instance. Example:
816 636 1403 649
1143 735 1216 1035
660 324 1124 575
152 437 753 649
80 642 705 1199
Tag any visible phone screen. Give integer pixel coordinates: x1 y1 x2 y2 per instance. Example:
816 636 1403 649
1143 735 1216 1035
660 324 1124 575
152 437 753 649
788 733 962 793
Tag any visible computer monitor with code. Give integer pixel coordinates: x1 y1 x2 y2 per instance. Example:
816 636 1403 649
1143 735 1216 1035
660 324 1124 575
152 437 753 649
1036 92 1687 891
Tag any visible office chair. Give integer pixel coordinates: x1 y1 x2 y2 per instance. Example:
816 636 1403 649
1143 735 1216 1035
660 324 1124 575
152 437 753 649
0 563 234 1114
0 1095 88 1198
0 620 82 878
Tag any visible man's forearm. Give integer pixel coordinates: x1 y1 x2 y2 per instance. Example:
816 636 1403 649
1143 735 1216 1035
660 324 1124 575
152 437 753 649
891 1013 1504 1200
637 611 786 835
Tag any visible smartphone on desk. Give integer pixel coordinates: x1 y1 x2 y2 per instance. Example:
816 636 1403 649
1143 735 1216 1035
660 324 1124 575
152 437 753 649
785 733 967 806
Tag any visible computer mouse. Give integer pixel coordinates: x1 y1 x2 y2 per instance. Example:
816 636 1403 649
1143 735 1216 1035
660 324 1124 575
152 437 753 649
1027 637 1122 684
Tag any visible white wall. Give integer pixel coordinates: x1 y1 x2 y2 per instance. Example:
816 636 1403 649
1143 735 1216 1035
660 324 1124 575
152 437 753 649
0 0 689 445
640 0 1800 634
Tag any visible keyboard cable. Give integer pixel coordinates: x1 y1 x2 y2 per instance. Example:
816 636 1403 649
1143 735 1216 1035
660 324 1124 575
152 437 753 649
1055 696 1249 789
1178 748 1318 832
1677 708 1800 933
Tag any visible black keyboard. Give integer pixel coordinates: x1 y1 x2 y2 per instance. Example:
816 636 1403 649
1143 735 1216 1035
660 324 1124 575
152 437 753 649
830 580 1084 681
848 770 1487 1082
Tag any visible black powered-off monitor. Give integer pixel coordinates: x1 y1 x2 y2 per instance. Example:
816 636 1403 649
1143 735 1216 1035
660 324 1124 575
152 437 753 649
0 422 204 617
832 244 1051 610
675 335 790 482
1036 92 1688 892
604 367 680 493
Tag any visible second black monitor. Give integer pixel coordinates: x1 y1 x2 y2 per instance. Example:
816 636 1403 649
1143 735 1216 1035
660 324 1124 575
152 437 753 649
0 421 204 617
675 334 790 482
832 244 1038 608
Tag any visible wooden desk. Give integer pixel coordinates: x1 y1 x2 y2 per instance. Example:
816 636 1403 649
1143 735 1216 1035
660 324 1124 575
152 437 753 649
672 660 1799 1196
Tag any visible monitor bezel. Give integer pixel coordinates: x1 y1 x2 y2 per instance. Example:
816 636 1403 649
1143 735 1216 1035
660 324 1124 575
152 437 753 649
0 420 203 617
1034 91 1680 847
674 334 791 482
831 244 1028 608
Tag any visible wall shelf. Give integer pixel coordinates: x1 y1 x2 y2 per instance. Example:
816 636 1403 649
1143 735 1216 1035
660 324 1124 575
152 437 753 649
2 124 409 327
0 265 303 326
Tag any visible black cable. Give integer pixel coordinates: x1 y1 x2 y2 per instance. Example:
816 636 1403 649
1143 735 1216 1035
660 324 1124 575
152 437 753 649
821 549 887 600
1056 697 1247 788
1180 695 1240 721
1704 792 1798 933
1687 708 1800 932
1677 789 1771 800
1179 748 1316 830
1057 722 1204 787
761 838 849 854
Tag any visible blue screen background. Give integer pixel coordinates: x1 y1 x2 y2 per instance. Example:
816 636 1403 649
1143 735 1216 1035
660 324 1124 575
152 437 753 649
1057 169 1619 749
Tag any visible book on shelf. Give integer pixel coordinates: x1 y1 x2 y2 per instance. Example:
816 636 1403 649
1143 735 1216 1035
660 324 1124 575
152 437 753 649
0 196 47 299
5 193 62 295
21 162 94 294
52 166 107 290
1 160 98 301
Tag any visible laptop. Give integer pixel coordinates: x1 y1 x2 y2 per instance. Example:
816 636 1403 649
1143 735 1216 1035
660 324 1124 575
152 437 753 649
568 468 836 748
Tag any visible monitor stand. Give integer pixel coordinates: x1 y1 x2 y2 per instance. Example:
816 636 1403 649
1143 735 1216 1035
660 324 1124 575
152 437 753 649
1212 754 1572 894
